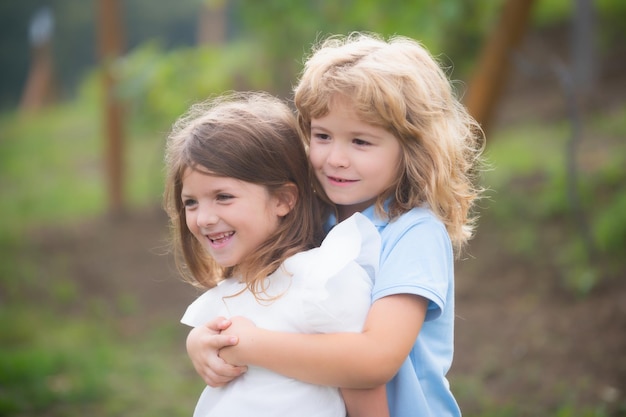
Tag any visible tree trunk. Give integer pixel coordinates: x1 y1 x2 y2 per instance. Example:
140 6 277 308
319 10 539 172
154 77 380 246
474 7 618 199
98 0 126 216
571 0 597 101
464 0 535 135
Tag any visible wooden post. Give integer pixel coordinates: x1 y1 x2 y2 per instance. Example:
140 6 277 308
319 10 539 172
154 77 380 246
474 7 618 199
20 7 56 113
197 0 228 45
97 0 126 216
464 0 535 134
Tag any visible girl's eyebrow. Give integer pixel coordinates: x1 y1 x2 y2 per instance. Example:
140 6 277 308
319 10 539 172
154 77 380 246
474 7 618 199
182 185 234 197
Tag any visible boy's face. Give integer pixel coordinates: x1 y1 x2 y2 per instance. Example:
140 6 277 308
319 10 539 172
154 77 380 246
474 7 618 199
309 95 402 221
181 168 291 268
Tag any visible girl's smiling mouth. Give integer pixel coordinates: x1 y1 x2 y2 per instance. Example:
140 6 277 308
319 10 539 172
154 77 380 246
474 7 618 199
207 231 235 244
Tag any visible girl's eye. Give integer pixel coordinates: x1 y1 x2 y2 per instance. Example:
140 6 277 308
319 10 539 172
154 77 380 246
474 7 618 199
216 193 234 201
183 198 197 209
353 138 370 146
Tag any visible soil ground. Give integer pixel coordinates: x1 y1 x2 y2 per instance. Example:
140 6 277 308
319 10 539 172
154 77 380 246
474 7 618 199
22 26 626 416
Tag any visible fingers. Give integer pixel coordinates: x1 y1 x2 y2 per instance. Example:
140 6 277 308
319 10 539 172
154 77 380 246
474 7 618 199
199 360 247 387
201 358 248 387
188 322 238 351
205 316 233 332
186 322 246 388
201 330 239 350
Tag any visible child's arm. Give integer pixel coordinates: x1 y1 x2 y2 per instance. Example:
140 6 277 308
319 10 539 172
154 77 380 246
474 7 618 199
342 386 390 417
186 317 247 387
220 293 428 388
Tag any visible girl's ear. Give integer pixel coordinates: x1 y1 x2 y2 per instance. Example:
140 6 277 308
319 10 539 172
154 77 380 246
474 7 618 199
275 183 298 217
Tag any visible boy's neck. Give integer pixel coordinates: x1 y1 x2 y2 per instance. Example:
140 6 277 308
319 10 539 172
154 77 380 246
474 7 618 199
337 207 356 223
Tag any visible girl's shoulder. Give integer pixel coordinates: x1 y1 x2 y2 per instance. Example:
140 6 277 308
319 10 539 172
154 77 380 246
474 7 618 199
298 213 378 333
286 212 380 280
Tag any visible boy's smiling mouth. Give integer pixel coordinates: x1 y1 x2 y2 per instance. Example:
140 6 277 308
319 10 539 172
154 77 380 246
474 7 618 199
327 175 357 184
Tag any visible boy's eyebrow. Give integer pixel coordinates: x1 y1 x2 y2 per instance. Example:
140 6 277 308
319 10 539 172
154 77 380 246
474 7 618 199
315 127 382 140
311 122 366 134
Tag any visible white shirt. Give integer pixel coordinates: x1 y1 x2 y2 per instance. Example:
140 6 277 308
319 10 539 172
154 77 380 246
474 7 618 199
181 213 380 417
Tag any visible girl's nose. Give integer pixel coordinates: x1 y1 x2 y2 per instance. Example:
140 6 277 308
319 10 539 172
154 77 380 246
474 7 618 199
196 207 218 228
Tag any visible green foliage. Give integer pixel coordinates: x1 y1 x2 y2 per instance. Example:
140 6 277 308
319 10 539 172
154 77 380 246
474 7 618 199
532 0 573 26
74 40 274 135
4 0 626 109
556 236 601 296
483 122 568 184
112 41 273 132
594 187 626 256
484 104 626 295
232 0 505 88
597 0 626 47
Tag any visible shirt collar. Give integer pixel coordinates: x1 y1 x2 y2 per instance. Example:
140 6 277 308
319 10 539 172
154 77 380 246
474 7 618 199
325 200 391 232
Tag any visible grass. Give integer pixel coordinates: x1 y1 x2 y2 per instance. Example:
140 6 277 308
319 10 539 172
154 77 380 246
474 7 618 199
0 304 200 416
0 105 103 234
0 96 168 238
0 228 201 417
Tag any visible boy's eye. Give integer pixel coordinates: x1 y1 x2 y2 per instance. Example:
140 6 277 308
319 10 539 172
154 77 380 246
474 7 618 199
313 132 330 141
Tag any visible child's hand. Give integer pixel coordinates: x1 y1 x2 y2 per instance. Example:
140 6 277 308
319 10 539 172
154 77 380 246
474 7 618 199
186 317 247 387
219 316 257 365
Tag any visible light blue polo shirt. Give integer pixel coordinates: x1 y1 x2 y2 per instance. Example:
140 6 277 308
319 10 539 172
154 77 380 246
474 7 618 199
327 204 461 417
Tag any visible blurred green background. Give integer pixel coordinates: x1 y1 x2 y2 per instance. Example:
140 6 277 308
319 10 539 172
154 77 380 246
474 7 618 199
1 0 624 416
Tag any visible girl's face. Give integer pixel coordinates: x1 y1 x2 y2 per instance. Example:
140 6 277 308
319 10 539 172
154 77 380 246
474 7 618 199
181 168 292 268
309 96 402 221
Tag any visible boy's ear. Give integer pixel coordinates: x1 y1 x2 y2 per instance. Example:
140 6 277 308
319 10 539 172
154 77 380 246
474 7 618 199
275 183 298 217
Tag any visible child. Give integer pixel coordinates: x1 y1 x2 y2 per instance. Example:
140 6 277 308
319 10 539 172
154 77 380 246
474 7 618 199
163 91 385 417
187 33 486 417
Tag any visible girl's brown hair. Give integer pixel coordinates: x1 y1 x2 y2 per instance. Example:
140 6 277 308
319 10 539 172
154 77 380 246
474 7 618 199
164 91 325 295
294 32 485 255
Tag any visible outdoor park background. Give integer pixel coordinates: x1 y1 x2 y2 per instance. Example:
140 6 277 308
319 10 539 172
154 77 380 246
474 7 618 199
1 0 625 416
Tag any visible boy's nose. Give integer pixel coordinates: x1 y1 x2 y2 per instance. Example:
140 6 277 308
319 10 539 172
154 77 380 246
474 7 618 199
327 143 350 168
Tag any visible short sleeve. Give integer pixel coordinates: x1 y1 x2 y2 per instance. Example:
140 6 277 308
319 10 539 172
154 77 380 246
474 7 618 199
373 209 453 321
180 287 225 328
180 291 217 327
302 213 380 333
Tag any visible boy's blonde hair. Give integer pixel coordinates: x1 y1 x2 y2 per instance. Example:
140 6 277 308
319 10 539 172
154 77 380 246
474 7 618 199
294 32 485 253
164 92 324 292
